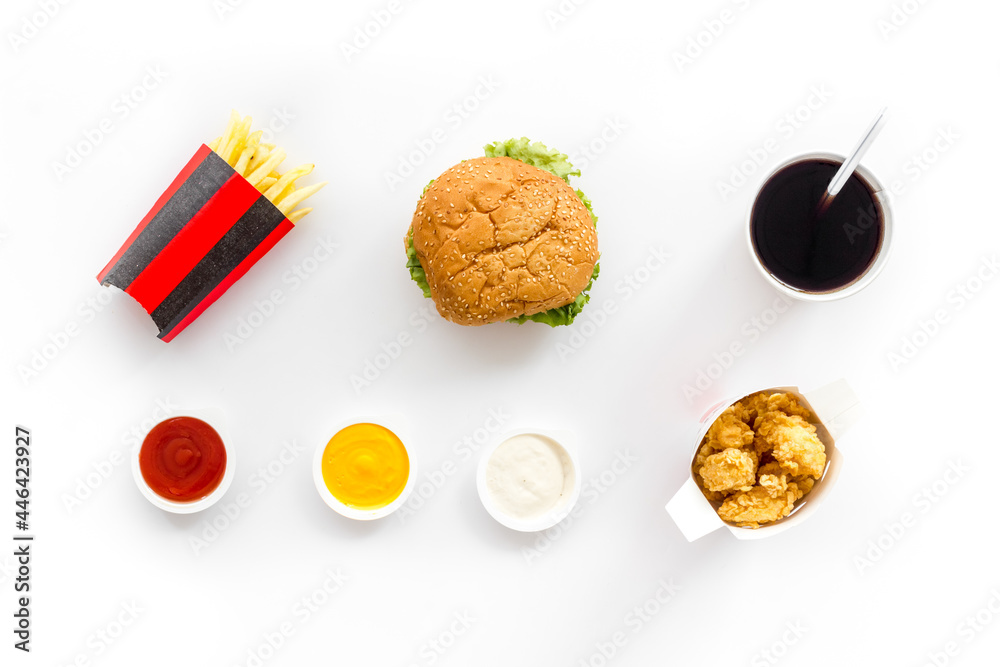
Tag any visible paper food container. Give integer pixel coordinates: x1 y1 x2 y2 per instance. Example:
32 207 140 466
97 145 295 342
666 379 862 542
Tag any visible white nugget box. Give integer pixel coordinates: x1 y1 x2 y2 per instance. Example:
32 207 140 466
666 379 862 542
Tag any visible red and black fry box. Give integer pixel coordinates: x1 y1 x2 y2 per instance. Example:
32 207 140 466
98 145 293 342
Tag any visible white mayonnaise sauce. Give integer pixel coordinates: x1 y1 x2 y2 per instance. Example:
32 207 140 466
485 434 575 520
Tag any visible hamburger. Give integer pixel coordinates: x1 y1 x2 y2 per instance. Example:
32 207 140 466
404 138 600 326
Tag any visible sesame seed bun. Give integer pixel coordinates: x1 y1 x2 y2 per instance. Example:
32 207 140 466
408 156 599 326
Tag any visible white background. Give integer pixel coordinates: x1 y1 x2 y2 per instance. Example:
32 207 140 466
2 1 999 665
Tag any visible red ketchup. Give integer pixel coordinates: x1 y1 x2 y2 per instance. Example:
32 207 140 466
139 417 226 502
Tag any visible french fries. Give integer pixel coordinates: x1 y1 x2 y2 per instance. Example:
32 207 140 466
209 111 326 223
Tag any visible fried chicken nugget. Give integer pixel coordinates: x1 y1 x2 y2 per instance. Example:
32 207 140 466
757 462 789 497
756 412 826 479
740 392 770 426
752 392 811 428
695 475 727 503
758 474 787 498
792 476 816 495
717 484 805 528
705 407 754 451
693 442 728 501
694 441 714 469
699 448 757 493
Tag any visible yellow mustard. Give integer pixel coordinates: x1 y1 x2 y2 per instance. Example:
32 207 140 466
321 423 409 510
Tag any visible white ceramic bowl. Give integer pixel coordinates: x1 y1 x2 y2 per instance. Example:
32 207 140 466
313 419 417 521
476 429 582 532
132 407 235 514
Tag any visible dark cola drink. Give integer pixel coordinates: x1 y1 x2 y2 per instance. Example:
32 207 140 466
750 158 883 294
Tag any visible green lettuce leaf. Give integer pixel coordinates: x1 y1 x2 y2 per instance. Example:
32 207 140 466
405 178 437 297
405 227 432 299
483 137 580 183
406 139 600 327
